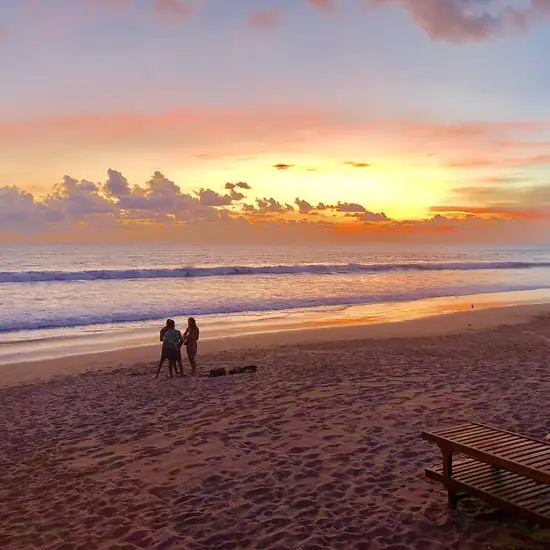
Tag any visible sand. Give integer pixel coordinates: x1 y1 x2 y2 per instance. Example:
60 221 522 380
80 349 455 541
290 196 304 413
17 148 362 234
3 306 550 548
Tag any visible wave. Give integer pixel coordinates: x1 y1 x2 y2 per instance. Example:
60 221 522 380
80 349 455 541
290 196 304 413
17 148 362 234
1 282 548 333
2 260 550 284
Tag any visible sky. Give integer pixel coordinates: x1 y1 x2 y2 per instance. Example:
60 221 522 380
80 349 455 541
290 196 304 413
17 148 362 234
1 0 550 243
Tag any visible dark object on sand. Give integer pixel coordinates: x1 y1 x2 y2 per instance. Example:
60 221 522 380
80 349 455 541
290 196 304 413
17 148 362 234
422 421 550 527
228 365 258 375
208 367 226 377
206 365 258 377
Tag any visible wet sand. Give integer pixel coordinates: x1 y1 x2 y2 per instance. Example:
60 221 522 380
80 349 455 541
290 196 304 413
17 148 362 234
2 306 550 548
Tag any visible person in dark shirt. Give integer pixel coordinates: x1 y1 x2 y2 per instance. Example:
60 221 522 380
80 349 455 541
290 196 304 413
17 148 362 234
159 319 172 343
156 319 183 378
157 319 171 372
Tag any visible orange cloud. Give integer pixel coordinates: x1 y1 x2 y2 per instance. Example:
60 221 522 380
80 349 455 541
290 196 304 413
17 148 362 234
344 161 371 168
2 171 548 244
449 181 550 214
430 205 544 220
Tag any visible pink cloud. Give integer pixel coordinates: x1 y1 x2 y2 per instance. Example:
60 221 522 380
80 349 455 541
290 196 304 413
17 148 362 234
153 0 196 21
2 106 550 174
447 153 550 170
14 0 194 38
532 0 550 17
307 0 335 14
15 0 133 39
247 7 282 29
0 106 362 154
96 0 133 10
368 0 550 43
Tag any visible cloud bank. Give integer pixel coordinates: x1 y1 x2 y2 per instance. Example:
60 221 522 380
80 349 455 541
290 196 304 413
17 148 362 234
2 168 549 244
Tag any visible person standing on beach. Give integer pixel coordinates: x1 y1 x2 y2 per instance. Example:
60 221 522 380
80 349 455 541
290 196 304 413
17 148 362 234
158 319 185 376
183 317 199 375
157 319 171 370
156 319 183 378
159 319 171 344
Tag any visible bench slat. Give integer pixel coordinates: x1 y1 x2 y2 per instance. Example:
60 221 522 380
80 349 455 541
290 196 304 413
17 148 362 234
525 456 550 471
426 458 550 526
528 493 550 510
472 475 532 497
534 500 550 514
514 486 550 506
478 440 539 455
505 447 550 462
497 479 549 500
426 427 532 451
452 431 521 446
496 448 550 471
461 468 530 493
457 437 534 455
450 462 530 495
471 422 548 446
451 436 516 453
434 423 489 439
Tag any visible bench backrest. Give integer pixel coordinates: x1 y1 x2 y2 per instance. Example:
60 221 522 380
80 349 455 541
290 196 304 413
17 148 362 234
422 422 550 486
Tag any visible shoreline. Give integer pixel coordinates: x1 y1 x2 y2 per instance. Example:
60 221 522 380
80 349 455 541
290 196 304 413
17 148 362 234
4 288 550 357
2 296 550 388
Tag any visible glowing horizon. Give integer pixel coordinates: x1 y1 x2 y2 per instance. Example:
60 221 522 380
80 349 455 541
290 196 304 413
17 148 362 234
2 0 550 243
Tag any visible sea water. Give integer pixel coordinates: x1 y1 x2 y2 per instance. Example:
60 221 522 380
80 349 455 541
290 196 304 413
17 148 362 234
2 243 550 363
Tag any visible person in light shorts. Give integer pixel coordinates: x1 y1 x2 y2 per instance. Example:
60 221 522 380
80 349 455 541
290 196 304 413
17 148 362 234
183 317 199 375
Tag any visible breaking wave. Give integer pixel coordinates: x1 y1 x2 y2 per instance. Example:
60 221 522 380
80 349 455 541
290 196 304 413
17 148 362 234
2 260 550 284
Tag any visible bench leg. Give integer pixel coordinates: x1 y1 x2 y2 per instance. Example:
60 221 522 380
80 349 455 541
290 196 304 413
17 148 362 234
441 448 457 509
447 489 458 509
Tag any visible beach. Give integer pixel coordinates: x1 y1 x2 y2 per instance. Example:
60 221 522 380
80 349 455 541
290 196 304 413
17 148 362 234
3 305 550 549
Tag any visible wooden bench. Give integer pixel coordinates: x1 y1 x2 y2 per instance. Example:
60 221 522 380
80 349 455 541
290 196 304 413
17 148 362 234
422 422 550 526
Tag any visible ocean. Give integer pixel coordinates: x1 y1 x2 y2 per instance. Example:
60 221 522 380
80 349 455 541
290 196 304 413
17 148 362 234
2 242 550 364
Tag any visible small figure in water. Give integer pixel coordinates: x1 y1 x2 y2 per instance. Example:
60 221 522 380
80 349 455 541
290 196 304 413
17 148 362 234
183 317 199 375
156 319 183 378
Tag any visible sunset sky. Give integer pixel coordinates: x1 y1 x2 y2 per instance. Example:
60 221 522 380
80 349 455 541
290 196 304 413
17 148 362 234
2 0 550 242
